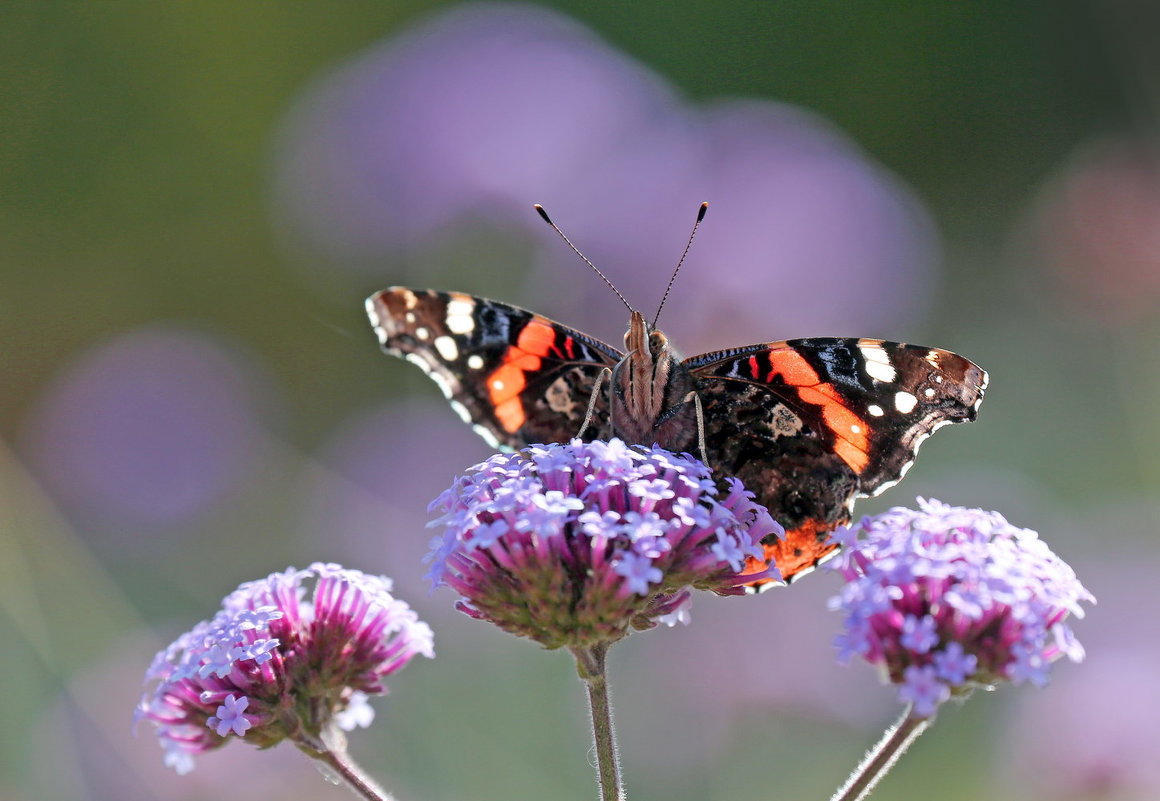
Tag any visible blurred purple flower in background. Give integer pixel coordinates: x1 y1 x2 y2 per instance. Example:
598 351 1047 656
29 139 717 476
33 638 324 801
274 2 938 348
274 2 677 264
303 399 490 603
1026 136 1160 325
20 326 275 533
1002 561 1160 800
614 579 891 771
532 101 938 349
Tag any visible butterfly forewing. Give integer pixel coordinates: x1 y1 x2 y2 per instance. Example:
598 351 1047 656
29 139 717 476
367 287 622 449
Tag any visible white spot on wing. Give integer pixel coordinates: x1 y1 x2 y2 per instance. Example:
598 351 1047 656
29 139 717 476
467 354 484 370
927 419 952 434
446 296 476 335
868 404 885 417
365 297 388 345
415 326 430 341
405 353 454 398
492 379 505 391
859 342 897 383
864 359 896 383
404 352 431 372
894 390 918 414
434 335 459 361
428 371 453 398
449 400 472 424
473 424 501 448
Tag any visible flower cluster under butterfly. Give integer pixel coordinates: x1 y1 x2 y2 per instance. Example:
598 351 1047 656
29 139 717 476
367 204 987 586
425 438 782 648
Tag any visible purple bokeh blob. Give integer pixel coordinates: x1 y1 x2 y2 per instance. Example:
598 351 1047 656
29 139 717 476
274 2 678 263
614 578 889 770
273 3 939 346
303 399 491 602
22 326 272 531
1003 558 1160 800
532 101 938 350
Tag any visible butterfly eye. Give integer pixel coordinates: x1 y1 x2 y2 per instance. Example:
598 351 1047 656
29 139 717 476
648 331 668 355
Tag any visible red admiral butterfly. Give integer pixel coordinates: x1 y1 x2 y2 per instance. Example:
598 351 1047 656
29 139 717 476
366 206 987 588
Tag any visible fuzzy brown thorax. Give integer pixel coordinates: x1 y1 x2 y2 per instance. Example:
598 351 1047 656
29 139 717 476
610 311 697 450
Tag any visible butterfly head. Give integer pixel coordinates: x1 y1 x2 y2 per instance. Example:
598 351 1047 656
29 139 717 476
624 310 672 363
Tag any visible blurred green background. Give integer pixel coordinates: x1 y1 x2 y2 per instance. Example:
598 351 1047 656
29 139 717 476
3 2 1158 800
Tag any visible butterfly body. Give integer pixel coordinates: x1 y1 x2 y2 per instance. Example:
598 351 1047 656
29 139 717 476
609 310 699 451
367 286 987 586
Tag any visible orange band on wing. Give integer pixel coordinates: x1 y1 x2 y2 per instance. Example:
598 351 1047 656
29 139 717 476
769 351 870 473
741 519 841 586
516 317 559 358
486 318 558 434
766 349 821 386
494 397 525 433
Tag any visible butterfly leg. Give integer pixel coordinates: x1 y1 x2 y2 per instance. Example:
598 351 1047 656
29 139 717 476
685 391 709 465
576 367 613 440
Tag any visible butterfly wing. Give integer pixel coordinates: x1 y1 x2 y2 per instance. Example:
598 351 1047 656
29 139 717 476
367 287 623 448
686 337 987 585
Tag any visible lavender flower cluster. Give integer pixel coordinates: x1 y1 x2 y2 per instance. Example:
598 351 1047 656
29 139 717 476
425 439 783 648
828 499 1094 717
135 563 434 773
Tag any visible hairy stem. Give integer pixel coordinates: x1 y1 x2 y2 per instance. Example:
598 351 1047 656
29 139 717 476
573 643 625 801
295 728 396 801
830 705 932 801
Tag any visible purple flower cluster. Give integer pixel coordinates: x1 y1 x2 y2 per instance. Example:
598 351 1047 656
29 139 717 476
829 499 1094 718
135 563 434 773
426 439 782 648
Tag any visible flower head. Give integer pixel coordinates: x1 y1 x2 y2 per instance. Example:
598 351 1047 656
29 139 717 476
829 498 1094 718
425 439 781 649
135 563 434 772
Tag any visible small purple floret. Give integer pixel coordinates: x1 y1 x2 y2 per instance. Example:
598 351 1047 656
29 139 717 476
899 665 951 718
829 498 1093 718
208 694 252 737
614 551 665 595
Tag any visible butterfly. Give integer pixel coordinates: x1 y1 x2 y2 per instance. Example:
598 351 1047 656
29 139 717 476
366 205 987 588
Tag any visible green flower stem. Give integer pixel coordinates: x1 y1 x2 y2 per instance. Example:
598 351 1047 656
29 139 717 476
830 705 931 801
573 642 625 801
295 728 395 801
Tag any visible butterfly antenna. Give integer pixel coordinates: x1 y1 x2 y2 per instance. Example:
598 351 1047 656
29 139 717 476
653 201 708 328
535 204 633 314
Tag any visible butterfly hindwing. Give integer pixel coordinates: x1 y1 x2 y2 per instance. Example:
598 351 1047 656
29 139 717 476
366 287 622 449
686 337 987 583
